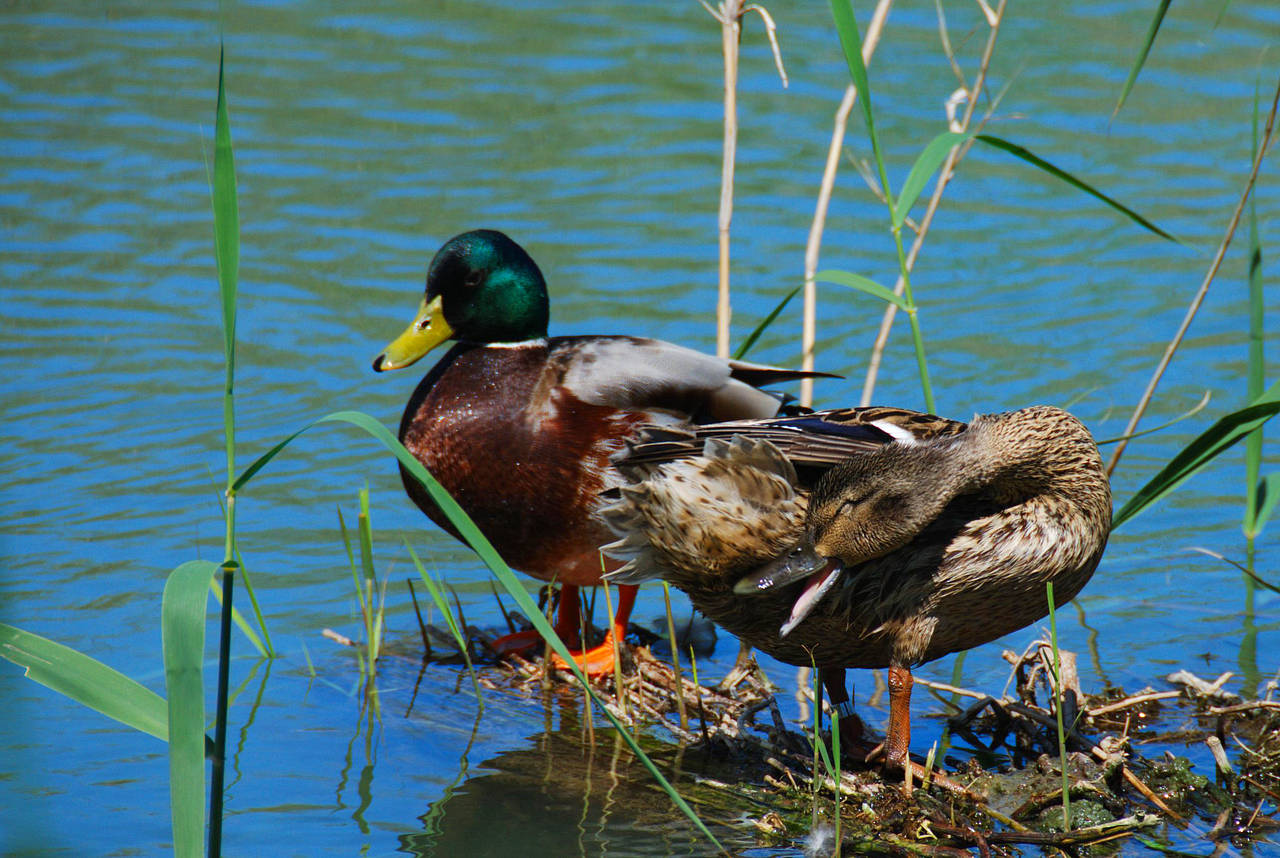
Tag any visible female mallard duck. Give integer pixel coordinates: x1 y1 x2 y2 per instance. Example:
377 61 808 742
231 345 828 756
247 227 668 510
372 229 826 674
601 405 1111 771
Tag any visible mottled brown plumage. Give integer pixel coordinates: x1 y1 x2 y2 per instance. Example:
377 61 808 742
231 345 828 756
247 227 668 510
601 405 1111 770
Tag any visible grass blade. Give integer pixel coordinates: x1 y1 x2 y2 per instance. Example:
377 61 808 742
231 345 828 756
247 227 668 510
209 53 241 858
734 285 800 360
1113 381 1280 529
829 0 885 192
1111 0 1172 121
1253 473 1280 534
212 48 239 385
404 540 484 709
207 578 267 657
0 622 169 742
894 131 971 229
336 507 368 622
815 269 910 310
162 559 220 858
975 134 1178 243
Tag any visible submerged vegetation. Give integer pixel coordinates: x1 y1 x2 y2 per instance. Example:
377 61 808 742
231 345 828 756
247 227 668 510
2 1 1277 857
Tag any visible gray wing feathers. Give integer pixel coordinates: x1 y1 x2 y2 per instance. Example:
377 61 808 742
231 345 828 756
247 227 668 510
564 339 783 420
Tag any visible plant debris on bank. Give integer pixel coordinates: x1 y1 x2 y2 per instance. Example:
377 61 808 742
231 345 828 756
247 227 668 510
341 604 1280 857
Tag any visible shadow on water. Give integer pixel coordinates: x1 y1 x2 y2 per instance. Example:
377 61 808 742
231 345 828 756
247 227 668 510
400 724 761 858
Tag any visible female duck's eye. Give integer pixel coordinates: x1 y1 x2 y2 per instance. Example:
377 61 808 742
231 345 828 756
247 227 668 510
838 493 871 516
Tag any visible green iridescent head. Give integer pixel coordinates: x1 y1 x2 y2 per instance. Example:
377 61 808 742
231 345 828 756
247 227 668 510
373 229 550 372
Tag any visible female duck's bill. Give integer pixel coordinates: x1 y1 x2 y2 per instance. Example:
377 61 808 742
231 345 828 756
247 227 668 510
733 540 841 637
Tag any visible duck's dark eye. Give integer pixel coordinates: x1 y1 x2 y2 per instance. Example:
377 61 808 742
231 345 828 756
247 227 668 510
837 491 873 517
464 272 483 289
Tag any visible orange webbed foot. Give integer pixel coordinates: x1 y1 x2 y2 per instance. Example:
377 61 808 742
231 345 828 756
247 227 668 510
551 625 624 677
488 628 542 657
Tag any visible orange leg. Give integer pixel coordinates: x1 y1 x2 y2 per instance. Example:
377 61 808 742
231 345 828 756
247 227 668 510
552 584 637 676
883 664 913 773
865 664 914 789
552 584 583 648
490 584 586 656
859 665 975 796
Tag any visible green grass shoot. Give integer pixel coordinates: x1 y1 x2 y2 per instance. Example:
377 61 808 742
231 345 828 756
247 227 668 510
0 622 170 741
336 488 388 681
1111 0 1172 121
1113 380 1280 529
808 664 842 853
162 559 222 858
404 540 484 712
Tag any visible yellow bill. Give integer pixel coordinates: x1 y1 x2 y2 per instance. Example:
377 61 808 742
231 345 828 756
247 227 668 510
372 295 453 372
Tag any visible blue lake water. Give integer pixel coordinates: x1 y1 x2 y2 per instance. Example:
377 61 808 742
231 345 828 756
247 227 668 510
2 1 1278 854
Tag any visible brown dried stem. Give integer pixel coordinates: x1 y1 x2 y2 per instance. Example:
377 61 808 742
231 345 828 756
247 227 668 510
1107 75 1280 476
706 0 788 358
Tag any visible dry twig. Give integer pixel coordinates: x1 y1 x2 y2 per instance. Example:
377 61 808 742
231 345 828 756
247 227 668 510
1107 75 1280 475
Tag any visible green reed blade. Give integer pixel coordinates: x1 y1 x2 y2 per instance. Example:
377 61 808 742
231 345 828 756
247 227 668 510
358 487 376 588
734 285 800 360
208 489 272 654
212 48 238 380
405 543 482 709
1113 380 1280 529
894 131 971 229
336 507 368 621
405 545 468 653
211 49 239 499
815 269 909 311
1111 0 1172 121
0 622 169 742
207 578 267 657
1252 473 1279 534
810 663 837 782
1094 391 1211 445
829 0 888 205
829 0 934 412
162 559 220 858
974 134 1178 243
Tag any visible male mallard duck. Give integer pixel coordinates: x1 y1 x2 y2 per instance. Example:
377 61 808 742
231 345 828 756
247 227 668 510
601 405 1111 771
372 229 827 674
